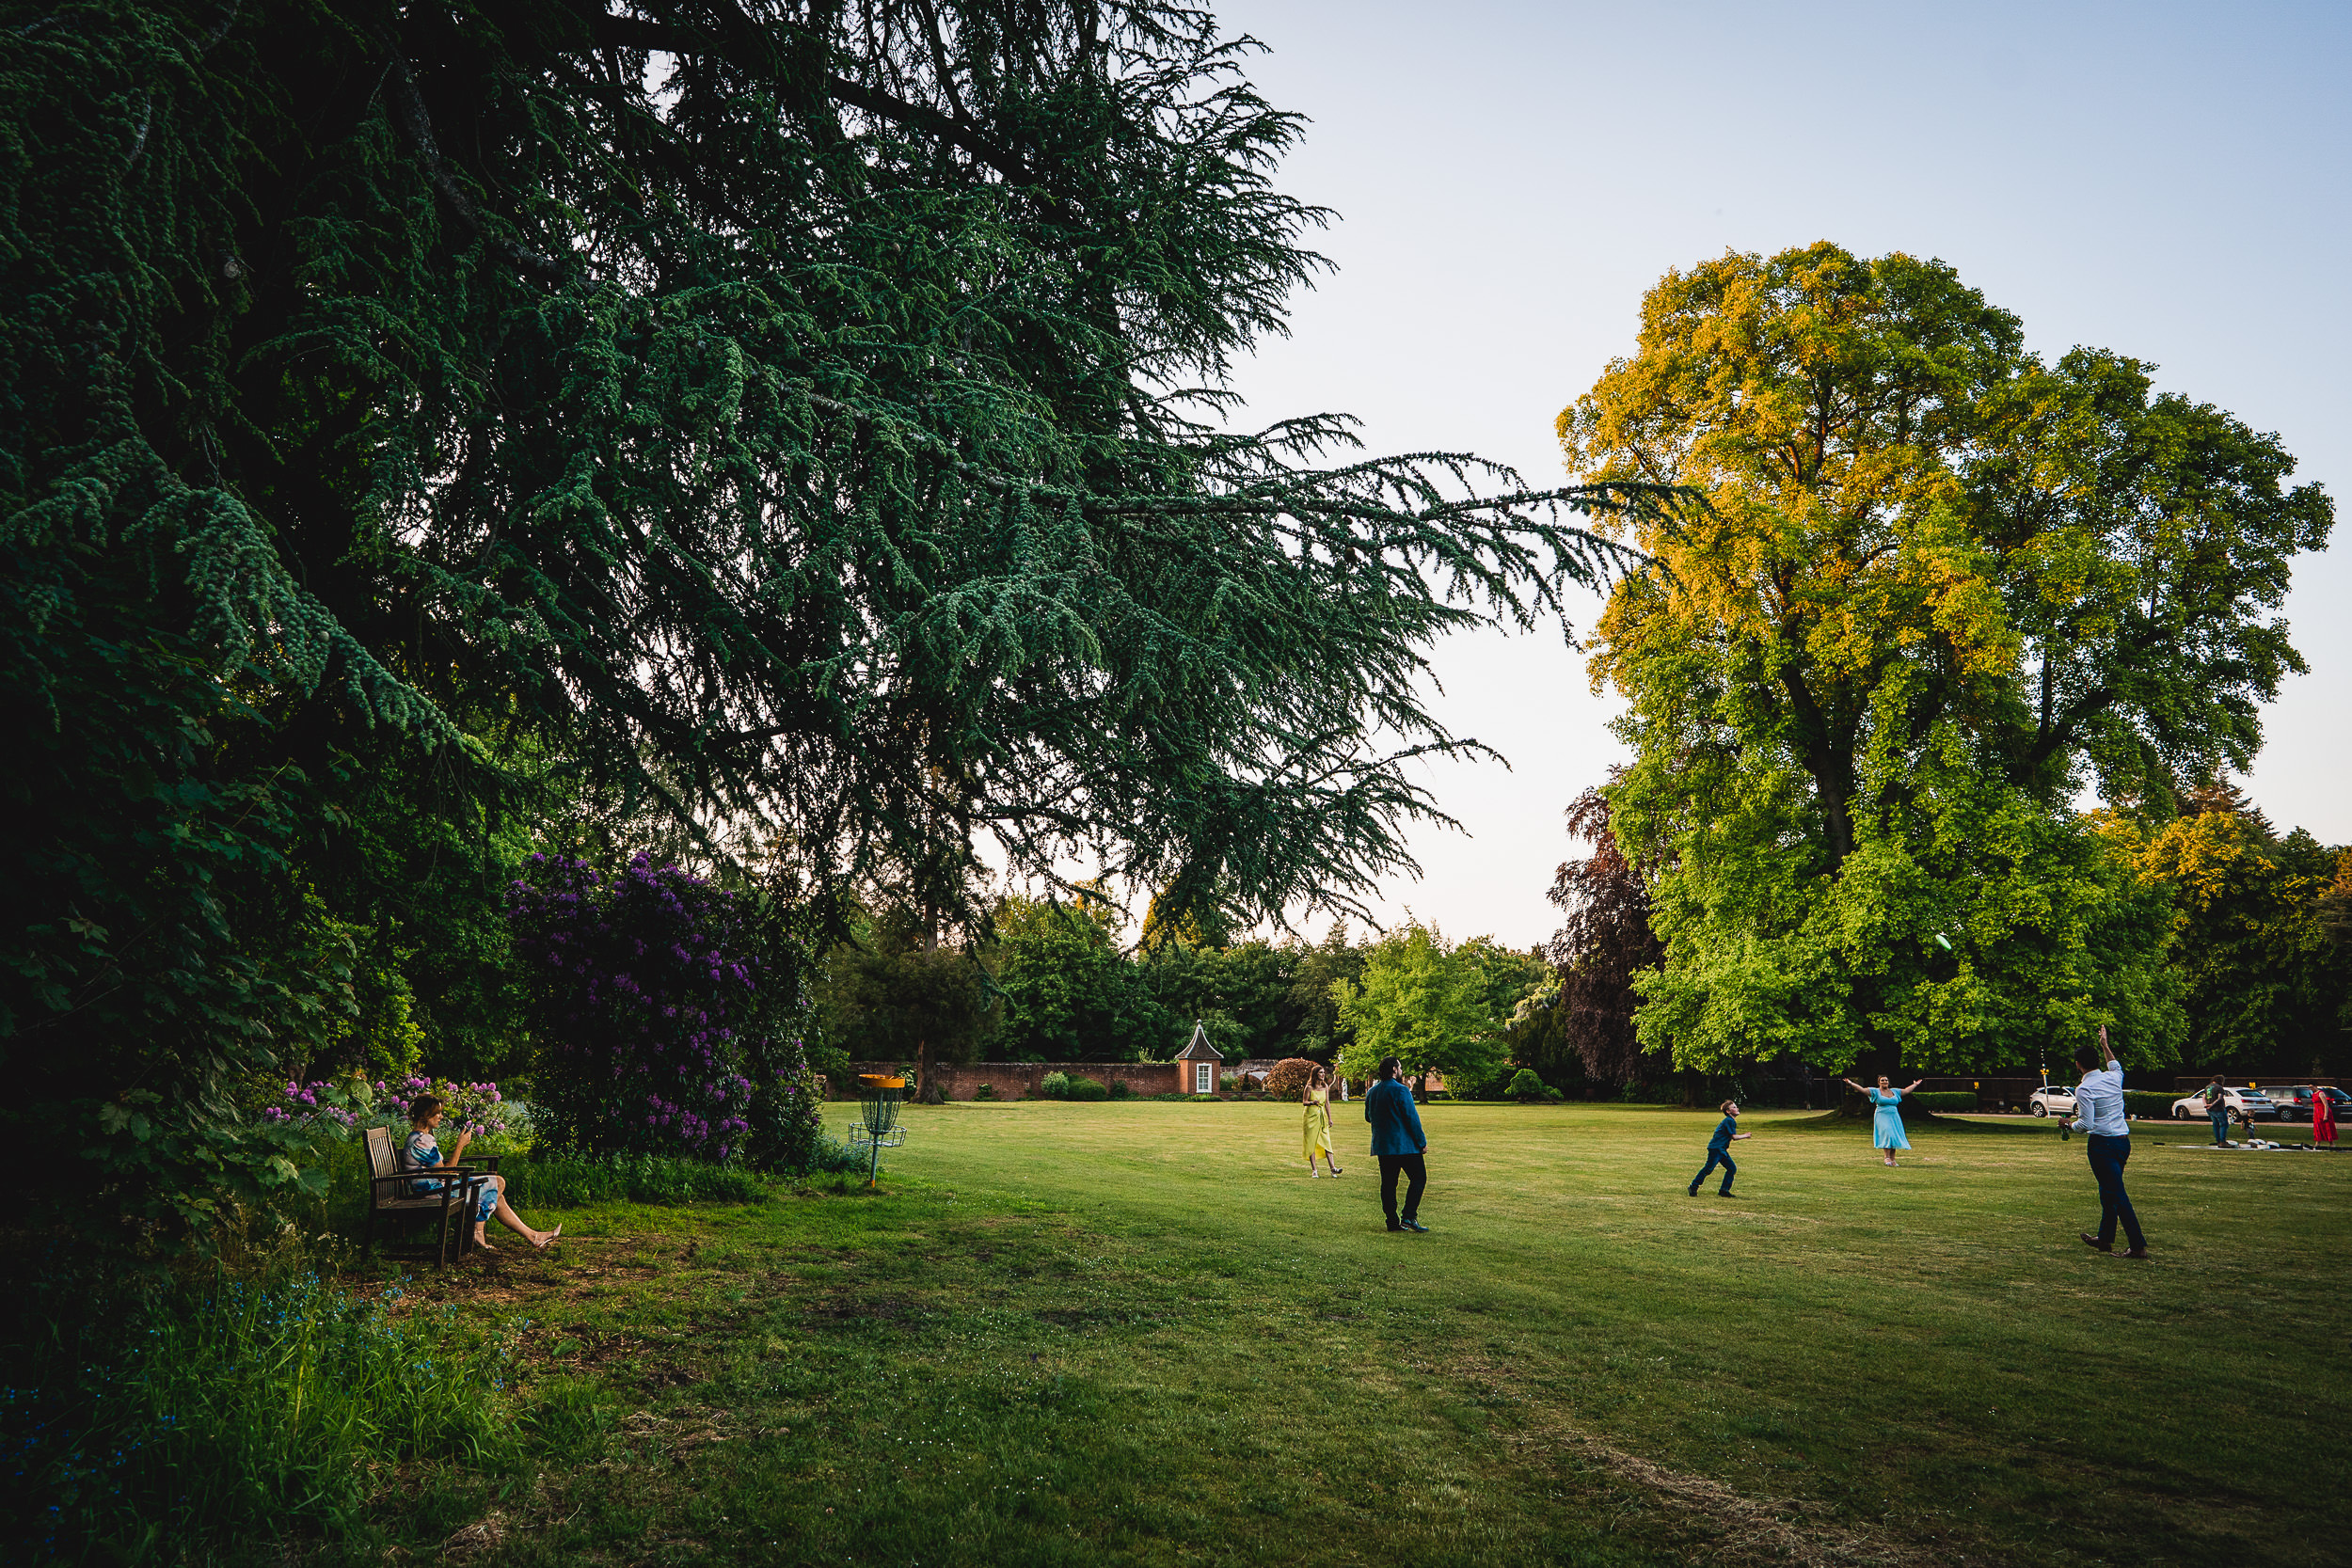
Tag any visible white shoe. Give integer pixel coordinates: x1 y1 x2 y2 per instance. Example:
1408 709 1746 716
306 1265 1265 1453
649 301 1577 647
1308 1169 1321 1178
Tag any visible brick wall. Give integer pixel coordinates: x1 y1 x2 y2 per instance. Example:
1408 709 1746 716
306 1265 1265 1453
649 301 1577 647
844 1060 1184 1101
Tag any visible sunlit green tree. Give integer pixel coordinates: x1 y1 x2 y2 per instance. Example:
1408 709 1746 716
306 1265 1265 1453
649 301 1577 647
1563 244 2327 1075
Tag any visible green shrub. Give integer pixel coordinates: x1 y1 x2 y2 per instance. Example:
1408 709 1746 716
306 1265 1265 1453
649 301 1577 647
1106 1079 1133 1101
2124 1091 2180 1117
1906 1091 1979 1114
1066 1076 1108 1101
501 1151 773 1208
1038 1070 1072 1100
5 1269 522 1560
972 1083 997 1101
1505 1069 1554 1103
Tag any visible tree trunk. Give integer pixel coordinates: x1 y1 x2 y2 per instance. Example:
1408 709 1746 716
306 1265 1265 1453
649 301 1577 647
917 1035 945 1104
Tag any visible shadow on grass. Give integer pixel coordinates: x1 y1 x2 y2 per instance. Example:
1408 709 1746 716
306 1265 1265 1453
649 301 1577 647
1768 1109 2058 1137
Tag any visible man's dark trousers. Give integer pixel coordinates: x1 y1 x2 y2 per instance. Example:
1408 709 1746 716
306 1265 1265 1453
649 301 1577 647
1689 1149 1735 1195
2087 1133 2144 1249
2210 1107 2230 1145
1378 1153 1426 1227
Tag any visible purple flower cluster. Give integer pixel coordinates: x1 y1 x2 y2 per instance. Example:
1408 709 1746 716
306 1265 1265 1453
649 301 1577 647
261 1077 508 1137
262 1081 361 1131
509 852 764 1160
373 1076 508 1137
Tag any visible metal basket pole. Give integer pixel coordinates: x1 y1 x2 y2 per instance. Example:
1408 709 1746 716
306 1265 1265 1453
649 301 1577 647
850 1074 908 1187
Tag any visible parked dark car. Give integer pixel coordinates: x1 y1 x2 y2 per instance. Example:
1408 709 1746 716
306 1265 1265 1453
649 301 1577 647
2267 1085 2349 1122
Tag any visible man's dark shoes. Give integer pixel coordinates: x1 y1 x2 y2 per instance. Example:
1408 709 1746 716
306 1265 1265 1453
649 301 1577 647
1386 1222 1405 1232
1402 1220 1430 1232
1686 1186 1699 1196
2121 1246 2150 1259
1718 1190 1738 1198
2080 1232 2113 1253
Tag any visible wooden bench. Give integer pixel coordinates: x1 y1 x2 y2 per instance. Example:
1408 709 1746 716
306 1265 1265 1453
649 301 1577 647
362 1124 500 1266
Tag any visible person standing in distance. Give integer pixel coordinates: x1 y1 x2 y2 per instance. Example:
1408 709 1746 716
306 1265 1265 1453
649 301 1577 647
1364 1056 1429 1232
2070 1026 2148 1259
2201 1074 2231 1147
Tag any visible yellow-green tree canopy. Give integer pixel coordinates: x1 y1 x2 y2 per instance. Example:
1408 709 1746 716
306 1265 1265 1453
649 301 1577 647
2114 783 2351 1072
1561 243 2328 1073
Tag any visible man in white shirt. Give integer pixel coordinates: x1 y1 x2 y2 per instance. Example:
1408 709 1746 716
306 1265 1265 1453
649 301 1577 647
2069 1025 2146 1259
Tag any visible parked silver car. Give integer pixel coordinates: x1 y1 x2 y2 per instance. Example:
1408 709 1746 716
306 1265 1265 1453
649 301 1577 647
2267 1085 2349 1122
2168 1086 2278 1120
2028 1085 2076 1118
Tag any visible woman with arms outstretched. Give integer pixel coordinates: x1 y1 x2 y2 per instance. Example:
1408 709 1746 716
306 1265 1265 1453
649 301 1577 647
1842 1075 1924 1167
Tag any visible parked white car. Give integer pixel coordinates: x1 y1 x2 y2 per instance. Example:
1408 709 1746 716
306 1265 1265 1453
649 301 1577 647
2028 1085 2076 1117
2168 1086 2279 1120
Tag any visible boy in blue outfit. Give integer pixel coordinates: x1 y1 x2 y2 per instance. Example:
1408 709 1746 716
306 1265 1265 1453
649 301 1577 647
1688 1100 1750 1196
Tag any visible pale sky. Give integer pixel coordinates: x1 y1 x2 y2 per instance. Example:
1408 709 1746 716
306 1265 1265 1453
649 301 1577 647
1203 0 2352 951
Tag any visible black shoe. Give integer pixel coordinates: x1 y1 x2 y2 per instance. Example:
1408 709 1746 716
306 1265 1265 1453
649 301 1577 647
1686 1187 1699 1196
1386 1222 1405 1232
2121 1246 2150 1259
1403 1220 1430 1232
2080 1232 2112 1253
1718 1190 1738 1198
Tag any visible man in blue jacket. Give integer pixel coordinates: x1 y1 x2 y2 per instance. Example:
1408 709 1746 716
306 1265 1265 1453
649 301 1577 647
1364 1056 1430 1232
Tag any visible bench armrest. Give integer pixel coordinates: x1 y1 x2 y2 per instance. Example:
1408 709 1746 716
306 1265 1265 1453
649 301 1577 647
369 1168 493 1190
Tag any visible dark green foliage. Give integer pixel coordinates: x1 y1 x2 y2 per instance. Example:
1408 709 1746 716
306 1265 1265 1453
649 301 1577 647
2 0 1645 1231
2123 1091 2181 1117
1904 1092 1978 1114
1065 1075 1108 1101
988 894 1168 1061
2127 785 2351 1074
2 1270 522 1561
813 904 1001 1104
502 1150 779 1207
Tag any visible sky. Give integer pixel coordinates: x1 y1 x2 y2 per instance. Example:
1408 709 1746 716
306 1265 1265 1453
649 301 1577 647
1188 0 2352 951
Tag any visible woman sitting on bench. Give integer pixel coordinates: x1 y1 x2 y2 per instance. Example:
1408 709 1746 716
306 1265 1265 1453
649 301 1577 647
405 1094 561 1251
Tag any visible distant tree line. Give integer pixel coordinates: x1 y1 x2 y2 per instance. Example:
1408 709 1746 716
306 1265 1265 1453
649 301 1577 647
810 895 1557 1099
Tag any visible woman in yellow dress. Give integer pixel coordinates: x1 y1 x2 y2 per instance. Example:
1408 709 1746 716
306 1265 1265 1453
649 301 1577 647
1303 1064 1343 1177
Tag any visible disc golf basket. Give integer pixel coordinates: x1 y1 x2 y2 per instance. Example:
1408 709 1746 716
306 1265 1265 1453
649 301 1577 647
849 1073 908 1187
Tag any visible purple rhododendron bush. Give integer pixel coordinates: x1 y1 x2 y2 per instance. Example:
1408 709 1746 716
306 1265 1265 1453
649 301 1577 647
509 853 824 1166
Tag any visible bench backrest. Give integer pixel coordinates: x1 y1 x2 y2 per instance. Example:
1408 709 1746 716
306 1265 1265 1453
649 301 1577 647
364 1124 402 1186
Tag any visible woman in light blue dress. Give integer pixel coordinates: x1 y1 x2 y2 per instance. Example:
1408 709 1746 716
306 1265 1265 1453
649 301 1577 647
1843 1075 1924 1166
405 1095 561 1251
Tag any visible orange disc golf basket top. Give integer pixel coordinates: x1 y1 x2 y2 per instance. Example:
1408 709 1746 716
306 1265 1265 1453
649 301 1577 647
850 1073 908 1187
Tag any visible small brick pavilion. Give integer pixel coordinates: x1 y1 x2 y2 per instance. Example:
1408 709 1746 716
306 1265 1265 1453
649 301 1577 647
1176 1020 1223 1095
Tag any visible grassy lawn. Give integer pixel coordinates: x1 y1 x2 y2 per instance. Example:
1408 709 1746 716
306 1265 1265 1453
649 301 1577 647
348 1102 2347 1566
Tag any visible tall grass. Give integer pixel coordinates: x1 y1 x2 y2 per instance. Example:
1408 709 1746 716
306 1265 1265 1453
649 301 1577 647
502 1150 774 1208
1 1269 522 1561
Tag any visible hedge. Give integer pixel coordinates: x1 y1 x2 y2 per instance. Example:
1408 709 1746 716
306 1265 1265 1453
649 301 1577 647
1905 1091 1978 1113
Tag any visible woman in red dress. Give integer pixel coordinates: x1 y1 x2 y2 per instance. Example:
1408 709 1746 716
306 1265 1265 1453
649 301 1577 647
2313 1086 2339 1147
